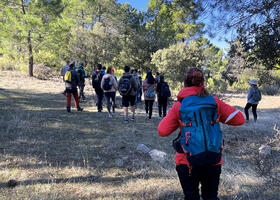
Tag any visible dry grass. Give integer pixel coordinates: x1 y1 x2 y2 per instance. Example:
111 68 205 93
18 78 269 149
0 70 280 200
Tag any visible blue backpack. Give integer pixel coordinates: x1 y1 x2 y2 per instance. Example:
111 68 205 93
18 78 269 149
178 95 223 166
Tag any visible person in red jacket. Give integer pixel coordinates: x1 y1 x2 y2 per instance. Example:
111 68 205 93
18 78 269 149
158 67 244 200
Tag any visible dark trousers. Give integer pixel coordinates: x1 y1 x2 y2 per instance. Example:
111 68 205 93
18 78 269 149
176 164 221 200
95 88 104 112
244 103 258 121
145 100 154 119
158 96 168 117
78 85 85 100
66 89 79 109
105 92 116 113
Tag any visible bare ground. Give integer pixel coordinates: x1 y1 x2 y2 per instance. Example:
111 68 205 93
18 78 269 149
0 71 279 200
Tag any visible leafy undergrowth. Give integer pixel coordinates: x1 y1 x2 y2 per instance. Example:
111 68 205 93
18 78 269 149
0 71 280 200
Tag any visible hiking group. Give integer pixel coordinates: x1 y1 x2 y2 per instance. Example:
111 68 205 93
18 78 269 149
61 61 171 121
61 61 263 200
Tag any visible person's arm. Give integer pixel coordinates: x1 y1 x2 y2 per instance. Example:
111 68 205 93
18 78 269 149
111 75 118 90
158 102 181 137
215 97 245 126
118 77 122 89
100 76 105 90
247 87 253 100
156 83 160 93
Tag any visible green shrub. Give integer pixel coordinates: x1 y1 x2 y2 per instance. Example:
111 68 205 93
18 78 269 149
19 64 28 73
206 78 228 95
260 84 279 95
0 56 17 71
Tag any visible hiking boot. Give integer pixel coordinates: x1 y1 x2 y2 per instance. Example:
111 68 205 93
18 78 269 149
77 107 83 111
108 113 112 118
131 116 135 121
124 119 129 123
145 113 149 119
67 107 71 113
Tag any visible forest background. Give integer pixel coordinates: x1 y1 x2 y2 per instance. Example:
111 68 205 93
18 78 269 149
0 0 279 94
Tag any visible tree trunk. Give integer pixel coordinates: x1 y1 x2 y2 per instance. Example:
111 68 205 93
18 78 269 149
21 0 33 76
27 30 33 77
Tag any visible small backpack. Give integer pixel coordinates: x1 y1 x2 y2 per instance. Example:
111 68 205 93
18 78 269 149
253 89 262 102
103 77 112 91
145 85 155 99
160 82 171 97
119 75 132 96
92 71 102 88
64 71 72 83
176 95 223 167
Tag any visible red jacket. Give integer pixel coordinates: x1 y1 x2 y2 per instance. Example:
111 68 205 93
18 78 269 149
158 86 245 165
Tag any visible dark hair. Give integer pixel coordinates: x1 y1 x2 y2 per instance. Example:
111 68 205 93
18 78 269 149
159 75 164 83
69 63 75 69
124 66 130 73
184 67 208 97
96 64 102 70
106 67 112 74
146 71 155 84
66 60 70 64
155 72 160 76
102 66 106 70
80 62 84 66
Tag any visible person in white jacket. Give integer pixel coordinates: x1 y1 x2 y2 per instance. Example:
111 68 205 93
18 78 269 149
101 67 118 117
244 79 262 122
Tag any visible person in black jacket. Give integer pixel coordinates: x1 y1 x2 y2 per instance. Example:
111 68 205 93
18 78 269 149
65 63 83 113
92 64 104 112
157 75 170 117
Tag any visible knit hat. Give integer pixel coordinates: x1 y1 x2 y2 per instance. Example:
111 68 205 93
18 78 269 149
249 79 258 85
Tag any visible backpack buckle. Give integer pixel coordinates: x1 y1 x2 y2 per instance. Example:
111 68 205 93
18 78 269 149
182 122 192 127
179 120 192 127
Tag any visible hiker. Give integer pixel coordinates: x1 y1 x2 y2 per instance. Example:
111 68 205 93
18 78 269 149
244 79 262 122
76 62 88 101
118 66 138 122
65 63 83 113
92 64 104 112
156 75 171 117
101 66 106 76
136 71 143 103
112 68 118 82
131 69 140 104
158 67 244 200
60 60 70 95
143 71 157 120
101 67 118 117
154 72 160 83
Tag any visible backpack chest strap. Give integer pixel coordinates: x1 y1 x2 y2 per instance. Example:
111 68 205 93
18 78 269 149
179 120 192 127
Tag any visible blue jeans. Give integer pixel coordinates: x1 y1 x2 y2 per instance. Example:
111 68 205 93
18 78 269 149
104 92 116 113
